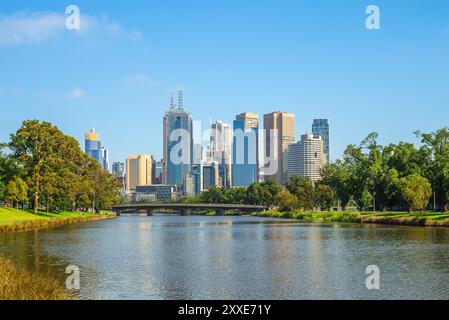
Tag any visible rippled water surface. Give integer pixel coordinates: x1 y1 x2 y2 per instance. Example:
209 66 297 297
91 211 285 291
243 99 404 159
1 215 449 299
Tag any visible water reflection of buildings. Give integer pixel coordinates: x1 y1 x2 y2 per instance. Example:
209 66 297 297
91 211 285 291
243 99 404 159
305 226 328 299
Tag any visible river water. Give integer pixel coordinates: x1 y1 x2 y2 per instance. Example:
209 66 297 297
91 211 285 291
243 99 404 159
1 215 449 300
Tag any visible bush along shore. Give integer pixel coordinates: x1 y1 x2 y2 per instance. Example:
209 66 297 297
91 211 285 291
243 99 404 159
0 207 115 233
0 256 72 300
250 210 449 227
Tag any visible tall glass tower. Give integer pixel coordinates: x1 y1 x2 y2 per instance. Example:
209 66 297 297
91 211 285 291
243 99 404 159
162 91 193 187
312 119 330 163
232 112 259 187
101 147 109 172
85 128 102 164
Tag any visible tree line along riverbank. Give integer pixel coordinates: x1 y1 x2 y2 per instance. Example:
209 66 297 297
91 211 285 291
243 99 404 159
250 210 449 227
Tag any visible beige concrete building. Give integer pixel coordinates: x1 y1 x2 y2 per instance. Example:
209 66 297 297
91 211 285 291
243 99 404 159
263 111 296 184
287 134 324 183
126 155 153 191
236 112 259 129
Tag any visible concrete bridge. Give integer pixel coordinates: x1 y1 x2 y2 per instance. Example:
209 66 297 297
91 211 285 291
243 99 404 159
111 203 265 216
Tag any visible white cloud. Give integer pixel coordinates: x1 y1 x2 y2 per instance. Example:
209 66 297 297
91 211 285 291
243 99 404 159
65 88 85 99
0 12 64 45
126 74 156 88
0 11 141 46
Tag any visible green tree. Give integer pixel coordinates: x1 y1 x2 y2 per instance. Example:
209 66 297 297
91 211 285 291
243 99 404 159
277 188 300 212
4 179 18 207
360 189 373 211
0 181 5 203
246 180 282 208
399 174 432 214
286 176 315 210
320 160 351 210
8 120 120 213
0 143 22 203
229 187 247 204
416 128 449 211
5 177 28 208
9 121 66 212
315 184 334 211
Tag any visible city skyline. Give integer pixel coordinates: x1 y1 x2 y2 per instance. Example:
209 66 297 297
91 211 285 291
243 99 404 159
86 97 329 193
1 1 449 165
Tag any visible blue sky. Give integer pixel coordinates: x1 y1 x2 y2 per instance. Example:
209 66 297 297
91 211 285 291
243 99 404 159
1 0 449 164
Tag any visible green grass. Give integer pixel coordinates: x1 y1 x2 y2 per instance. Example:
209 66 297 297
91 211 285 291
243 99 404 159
252 210 361 223
252 210 449 225
0 207 99 222
360 211 449 221
0 207 114 233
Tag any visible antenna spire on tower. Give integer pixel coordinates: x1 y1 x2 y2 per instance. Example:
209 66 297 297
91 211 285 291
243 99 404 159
178 90 184 109
170 91 176 109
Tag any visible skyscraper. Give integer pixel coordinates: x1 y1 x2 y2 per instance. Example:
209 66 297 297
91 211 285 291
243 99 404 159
202 160 221 190
112 161 125 190
101 147 109 172
112 162 124 177
126 155 153 191
152 160 163 184
85 128 102 163
263 111 296 184
232 112 259 187
287 134 324 183
162 91 193 187
209 121 232 187
312 119 330 163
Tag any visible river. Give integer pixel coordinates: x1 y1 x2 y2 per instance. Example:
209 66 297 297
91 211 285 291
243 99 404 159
1 215 449 300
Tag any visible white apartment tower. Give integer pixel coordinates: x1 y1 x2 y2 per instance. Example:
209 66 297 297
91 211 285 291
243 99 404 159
287 134 324 183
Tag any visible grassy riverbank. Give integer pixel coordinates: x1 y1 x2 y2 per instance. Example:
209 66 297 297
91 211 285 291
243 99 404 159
251 210 361 222
0 256 71 300
251 210 449 227
0 207 115 233
360 211 449 227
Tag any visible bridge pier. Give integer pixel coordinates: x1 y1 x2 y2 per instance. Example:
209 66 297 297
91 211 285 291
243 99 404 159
147 208 153 216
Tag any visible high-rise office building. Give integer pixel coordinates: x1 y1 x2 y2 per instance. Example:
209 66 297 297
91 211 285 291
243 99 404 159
232 112 259 187
209 121 232 187
112 162 124 177
85 128 102 164
202 160 221 190
101 147 109 172
126 155 153 191
112 161 125 189
287 134 324 183
152 160 163 184
162 91 193 188
192 163 204 195
312 119 330 163
263 111 295 184
183 174 197 197
193 143 203 165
